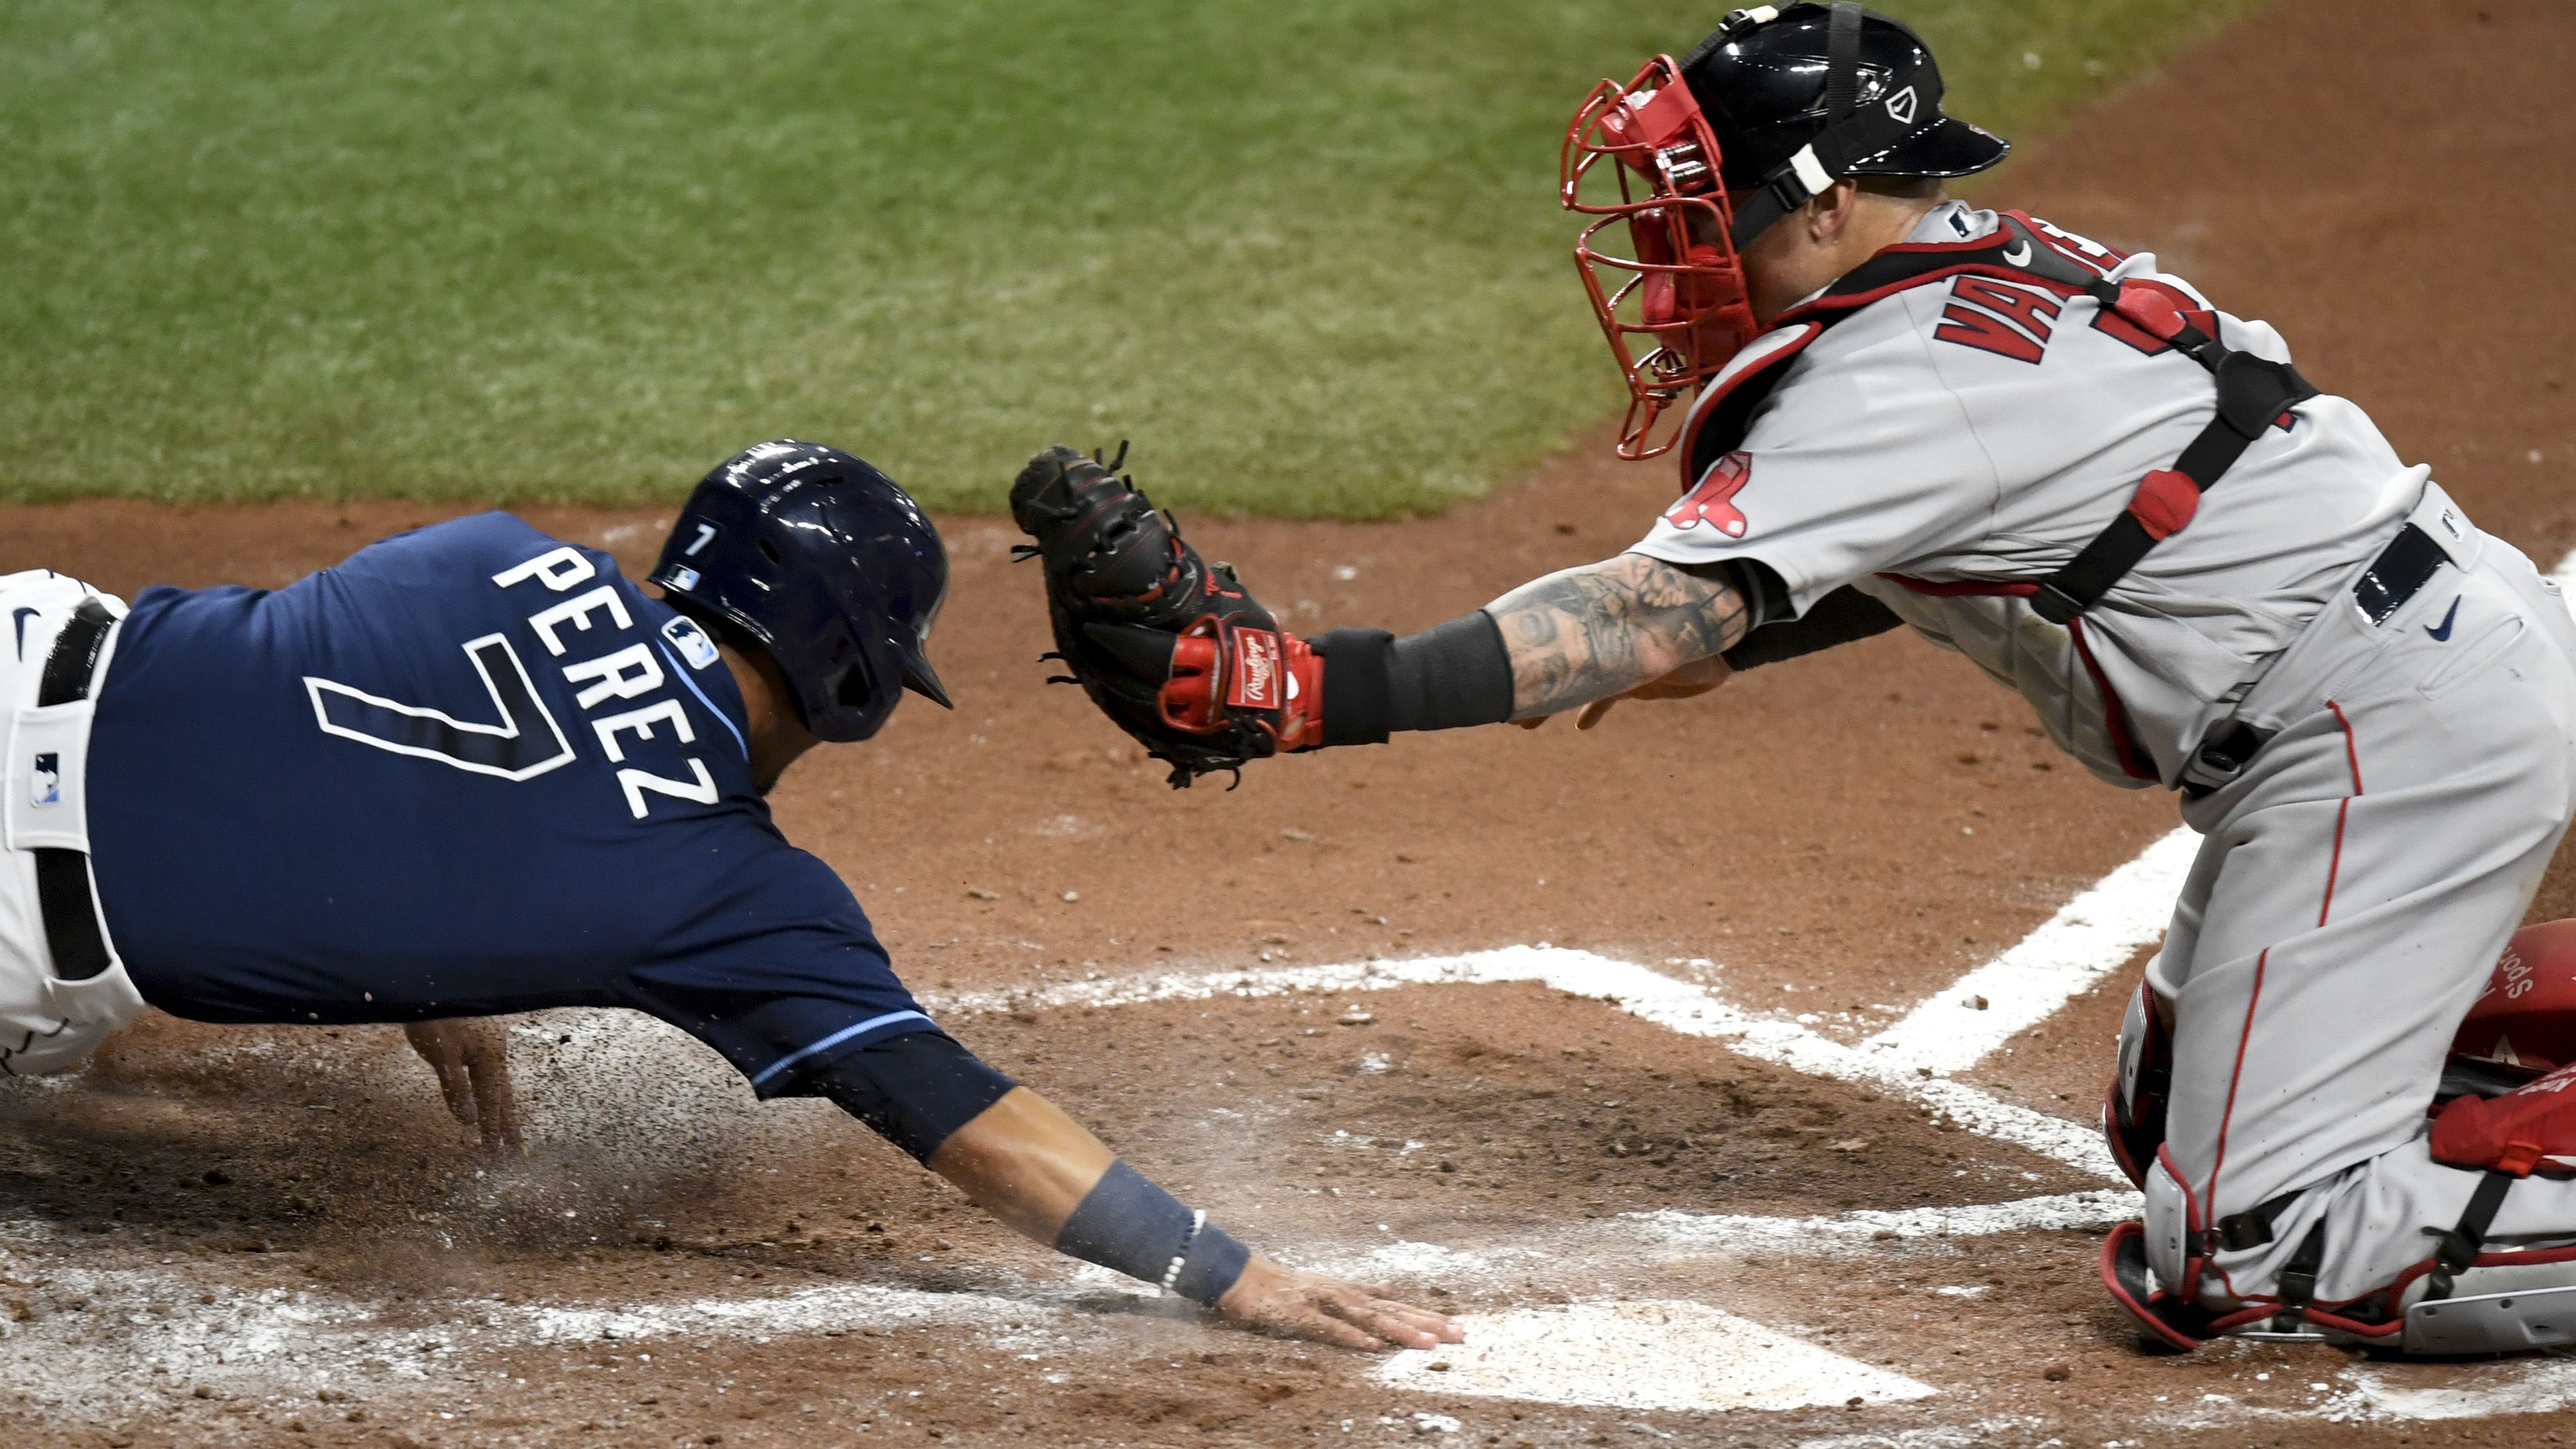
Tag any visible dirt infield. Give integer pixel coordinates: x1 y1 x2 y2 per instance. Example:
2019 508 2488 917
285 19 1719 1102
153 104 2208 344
7 1 2576 1444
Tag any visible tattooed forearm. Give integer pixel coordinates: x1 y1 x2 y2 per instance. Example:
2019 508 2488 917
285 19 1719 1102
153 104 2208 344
1483 555 1750 719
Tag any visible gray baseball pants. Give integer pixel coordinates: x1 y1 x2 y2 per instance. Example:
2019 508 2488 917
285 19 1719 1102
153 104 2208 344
2131 510 2576 1312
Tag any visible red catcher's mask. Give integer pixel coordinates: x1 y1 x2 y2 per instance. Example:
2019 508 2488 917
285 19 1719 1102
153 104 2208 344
1562 56 1760 460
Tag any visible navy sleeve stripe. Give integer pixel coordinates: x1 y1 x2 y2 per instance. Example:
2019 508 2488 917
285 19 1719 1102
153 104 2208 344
748 1008 935 1089
656 638 749 759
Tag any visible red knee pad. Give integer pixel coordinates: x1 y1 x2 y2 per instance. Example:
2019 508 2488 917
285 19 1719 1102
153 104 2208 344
2431 1061 2576 1175
2451 920 2576 1082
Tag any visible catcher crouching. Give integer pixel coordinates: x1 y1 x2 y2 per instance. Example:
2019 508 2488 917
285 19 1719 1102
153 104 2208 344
1007 2 2576 1360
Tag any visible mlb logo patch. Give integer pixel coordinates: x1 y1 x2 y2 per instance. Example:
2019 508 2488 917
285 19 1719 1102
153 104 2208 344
29 752 60 808
661 614 721 670
666 566 701 592
1225 628 1284 711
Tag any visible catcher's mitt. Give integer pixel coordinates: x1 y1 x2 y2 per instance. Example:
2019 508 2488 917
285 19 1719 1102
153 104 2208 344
1009 444 1319 787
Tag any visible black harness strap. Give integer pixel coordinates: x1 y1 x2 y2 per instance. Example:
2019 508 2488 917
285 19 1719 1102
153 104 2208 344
2214 1188 2303 1252
2276 1221 2330 1310
2423 1166 2523 1303
1694 214 2320 627
2028 287 2319 624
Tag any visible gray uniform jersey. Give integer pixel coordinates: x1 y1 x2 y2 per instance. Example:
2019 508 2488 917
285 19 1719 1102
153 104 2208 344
1630 202 2426 788
1624 202 2576 1335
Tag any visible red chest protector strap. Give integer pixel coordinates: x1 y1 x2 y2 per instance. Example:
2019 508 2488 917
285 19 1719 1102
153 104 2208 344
1679 214 2320 625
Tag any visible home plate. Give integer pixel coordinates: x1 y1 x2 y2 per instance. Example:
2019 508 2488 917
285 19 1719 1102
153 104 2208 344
1377 1300 1935 1413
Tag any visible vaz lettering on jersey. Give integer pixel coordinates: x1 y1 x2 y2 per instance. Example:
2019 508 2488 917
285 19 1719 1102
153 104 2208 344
303 546 730 821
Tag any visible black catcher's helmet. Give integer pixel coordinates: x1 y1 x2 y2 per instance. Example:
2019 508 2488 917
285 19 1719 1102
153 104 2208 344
651 440 950 743
1560 4 2008 457
1683 4 2009 245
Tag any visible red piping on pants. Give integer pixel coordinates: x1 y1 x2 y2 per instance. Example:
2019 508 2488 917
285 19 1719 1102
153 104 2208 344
2202 703 2362 1276
2204 948 2269 1227
2322 701 2362 927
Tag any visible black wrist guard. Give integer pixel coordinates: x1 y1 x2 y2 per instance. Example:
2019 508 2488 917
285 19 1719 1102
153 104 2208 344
1314 612 1514 745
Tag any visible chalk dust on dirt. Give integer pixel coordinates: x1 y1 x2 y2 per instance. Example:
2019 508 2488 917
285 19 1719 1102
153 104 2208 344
8 1 2576 1444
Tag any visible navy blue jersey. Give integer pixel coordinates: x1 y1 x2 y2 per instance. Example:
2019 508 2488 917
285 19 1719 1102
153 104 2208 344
85 512 934 1095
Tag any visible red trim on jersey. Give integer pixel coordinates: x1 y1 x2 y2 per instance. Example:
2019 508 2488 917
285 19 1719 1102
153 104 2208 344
1686 324 1823 423
1782 263 2085 323
1673 322 1824 490
1872 574 2037 598
2067 617 2159 783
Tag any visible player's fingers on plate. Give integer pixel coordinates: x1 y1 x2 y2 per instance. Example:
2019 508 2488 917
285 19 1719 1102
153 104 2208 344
1347 1298 1455 1347
1284 1307 1385 1352
1576 698 1617 729
1511 715 1551 731
1312 1286 1438 1347
1370 1301 1464 1342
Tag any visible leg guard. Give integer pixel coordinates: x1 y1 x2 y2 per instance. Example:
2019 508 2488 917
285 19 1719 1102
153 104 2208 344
2447 918 2576 1096
2109 1058 2576 1356
2104 981 2170 1190
2399 1252 2576 1354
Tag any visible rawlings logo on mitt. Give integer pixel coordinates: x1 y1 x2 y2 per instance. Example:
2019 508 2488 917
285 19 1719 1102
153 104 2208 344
1009 444 1320 787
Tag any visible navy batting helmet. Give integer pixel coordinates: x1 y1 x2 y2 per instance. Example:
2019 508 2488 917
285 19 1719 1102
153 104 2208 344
1683 4 2008 246
650 440 950 743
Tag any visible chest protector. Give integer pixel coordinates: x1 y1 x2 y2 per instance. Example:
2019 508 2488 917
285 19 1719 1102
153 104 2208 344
1676 212 2320 624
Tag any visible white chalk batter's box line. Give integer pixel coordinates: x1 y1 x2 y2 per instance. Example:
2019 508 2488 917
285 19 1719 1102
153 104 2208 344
927 822 2202 1186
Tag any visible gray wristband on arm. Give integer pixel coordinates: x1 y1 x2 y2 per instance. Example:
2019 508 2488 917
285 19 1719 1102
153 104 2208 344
1053 1159 1251 1306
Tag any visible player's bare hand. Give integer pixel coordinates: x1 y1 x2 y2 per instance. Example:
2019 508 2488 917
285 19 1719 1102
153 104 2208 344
1512 654 1733 731
403 1018 524 1154
1214 1257 1464 1351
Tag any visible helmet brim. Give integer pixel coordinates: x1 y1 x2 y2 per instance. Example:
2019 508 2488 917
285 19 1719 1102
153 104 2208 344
1849 116 2010 180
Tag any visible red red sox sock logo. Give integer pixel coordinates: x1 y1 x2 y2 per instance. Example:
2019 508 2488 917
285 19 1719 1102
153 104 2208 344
1664 450 1753 538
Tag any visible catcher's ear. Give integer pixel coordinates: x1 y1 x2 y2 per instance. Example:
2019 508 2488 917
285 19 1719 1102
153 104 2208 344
1085 623 1178 680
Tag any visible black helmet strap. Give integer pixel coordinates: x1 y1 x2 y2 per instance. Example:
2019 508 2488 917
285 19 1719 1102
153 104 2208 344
1721 2 1924 251
1821 1 1862 128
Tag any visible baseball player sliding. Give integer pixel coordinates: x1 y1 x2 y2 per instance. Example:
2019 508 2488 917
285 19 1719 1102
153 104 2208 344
0 440 1459 1353
1016 4 2576 1354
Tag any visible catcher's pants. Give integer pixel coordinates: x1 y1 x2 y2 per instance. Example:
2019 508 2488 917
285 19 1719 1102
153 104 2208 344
0 569 144 1077
2133 506 2576 1312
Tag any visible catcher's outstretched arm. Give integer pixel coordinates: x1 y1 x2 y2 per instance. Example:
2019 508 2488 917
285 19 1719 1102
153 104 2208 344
1484 552 1753 720
1007 443 1766 770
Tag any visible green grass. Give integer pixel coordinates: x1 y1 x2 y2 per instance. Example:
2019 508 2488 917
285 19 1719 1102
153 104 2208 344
0 0 2265 515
